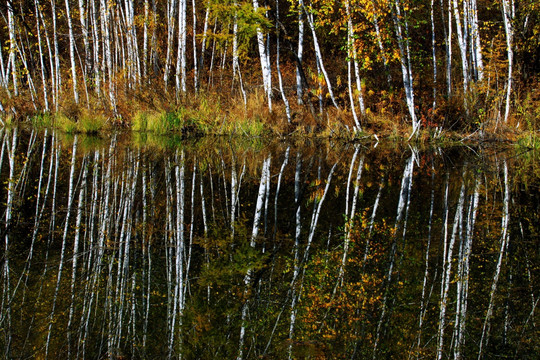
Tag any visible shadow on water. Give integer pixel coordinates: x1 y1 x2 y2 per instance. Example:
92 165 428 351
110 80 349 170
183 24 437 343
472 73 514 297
0 127 539 359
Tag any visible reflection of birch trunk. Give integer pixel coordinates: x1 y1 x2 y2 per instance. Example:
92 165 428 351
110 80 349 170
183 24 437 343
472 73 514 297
287 152 302 360
22 130 50 295
415 161 436 356
2 128 17 359
436 174 466 360
288 159 338 358
185 161 197 300
478 161 510 359
78 150 101 359
169 149 185 358
198 165 211 300
273 147 290 241
237 156 271 360
165 156 174 355
231 154 238 233
373 153 414 359
46 135 78 357
337 150 364 289
453 175 480 359
364 174 384 264
114 152 140 350
142 162 153 352
67 155 88 357
392 0 419 138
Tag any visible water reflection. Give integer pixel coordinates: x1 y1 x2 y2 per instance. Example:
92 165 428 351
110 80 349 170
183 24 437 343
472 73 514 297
0 128 538 359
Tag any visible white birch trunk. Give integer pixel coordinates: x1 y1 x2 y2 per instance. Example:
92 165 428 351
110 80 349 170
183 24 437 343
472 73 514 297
304 9 339 109
143 0 149 77
164 0 177 89
346 0 366 118
501 0 514 123
470 0 483 80
78 0 90 76
34 0 49 110
252 0 273 110
65 0 80 103
392 0 419 138
276 0 291 122
192 0 198 91
101 0 116 111
431 0 437 109
7 2 18 96
445 0 452 97
296 0 305 104
453 0 469 96
176 0 187 94
232 8 247 105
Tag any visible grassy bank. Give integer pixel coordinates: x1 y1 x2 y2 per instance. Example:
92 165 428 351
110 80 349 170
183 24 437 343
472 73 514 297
1 84 538 146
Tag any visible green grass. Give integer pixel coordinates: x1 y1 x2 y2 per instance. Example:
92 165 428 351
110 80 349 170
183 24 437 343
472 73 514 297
53 110 108 134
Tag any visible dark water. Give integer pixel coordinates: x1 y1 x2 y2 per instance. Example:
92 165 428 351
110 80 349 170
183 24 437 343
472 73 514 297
0 127 538 359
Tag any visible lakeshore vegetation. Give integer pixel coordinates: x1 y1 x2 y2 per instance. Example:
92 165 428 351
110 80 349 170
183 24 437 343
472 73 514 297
0 0 539 139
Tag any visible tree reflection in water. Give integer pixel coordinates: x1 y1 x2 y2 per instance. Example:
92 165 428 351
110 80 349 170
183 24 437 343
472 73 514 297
0 128 538 359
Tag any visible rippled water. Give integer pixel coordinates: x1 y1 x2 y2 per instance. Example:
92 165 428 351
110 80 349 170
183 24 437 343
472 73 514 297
0 127 538 359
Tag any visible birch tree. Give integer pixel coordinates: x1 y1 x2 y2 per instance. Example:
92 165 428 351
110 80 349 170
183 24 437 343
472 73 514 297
501 0 514 123
391 0 420 138
65 0 79 103
252 0 272 110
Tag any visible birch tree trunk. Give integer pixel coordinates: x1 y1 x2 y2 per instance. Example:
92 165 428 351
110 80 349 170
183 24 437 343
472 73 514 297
34 0 49 110
252 0 273 110
175 0 187 95
164 0 177 90
7 1 18 96
501 0 514 123
431 0 437 109
470 0 483 81
304 7 339 110
232 6 247 105
453 0 470 97
78 0 90 76
346 0 366 118
444 0 452 97
296 0 305 104
391 0 419 138
276 0 291 122
65 0 80 103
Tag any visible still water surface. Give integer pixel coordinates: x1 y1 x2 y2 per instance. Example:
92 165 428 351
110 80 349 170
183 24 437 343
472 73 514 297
0 127 538 359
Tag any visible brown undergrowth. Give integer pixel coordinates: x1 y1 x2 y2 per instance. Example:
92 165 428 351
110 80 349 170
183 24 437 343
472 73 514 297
1 77 538 143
